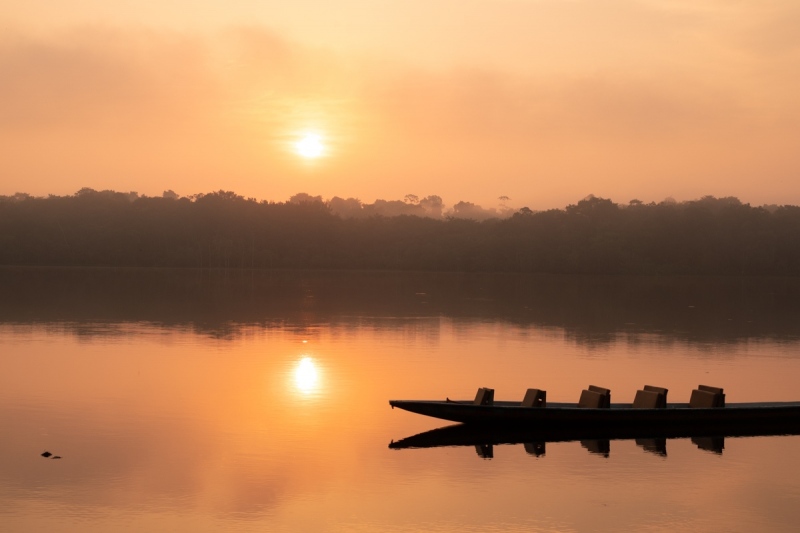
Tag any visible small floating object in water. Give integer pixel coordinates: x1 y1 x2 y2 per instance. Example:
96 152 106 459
52 456 62 459
41 451 52 458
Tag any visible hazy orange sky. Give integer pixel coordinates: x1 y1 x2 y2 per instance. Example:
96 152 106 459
2 1 799 210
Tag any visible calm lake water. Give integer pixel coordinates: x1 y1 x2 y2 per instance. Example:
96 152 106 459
2 268 800 532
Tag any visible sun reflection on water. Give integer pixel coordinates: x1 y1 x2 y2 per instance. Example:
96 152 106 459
294 356 320 395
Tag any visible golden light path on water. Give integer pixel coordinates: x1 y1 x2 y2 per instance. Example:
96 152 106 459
293 356 320 394
5 313 800 532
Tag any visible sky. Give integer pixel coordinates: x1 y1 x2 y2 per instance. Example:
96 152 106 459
1 1 799 211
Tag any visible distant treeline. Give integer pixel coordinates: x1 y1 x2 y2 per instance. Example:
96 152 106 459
2 189 800 274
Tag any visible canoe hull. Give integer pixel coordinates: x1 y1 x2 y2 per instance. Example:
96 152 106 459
389 400 800 428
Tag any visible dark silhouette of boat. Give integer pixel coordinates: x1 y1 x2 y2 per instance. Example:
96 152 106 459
389 385 800 431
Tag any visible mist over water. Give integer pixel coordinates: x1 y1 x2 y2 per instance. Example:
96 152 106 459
2 269 800 532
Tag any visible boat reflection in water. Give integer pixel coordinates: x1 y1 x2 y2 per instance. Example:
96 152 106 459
389 421 800 459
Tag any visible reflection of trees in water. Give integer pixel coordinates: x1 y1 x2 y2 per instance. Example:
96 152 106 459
2 268 800 346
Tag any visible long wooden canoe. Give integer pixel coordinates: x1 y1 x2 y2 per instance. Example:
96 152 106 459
389 399 800 428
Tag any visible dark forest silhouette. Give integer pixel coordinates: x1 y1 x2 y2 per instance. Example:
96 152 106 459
2 189 799 274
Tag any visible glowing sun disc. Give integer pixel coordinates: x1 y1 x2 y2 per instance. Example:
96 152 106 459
294 133 325 159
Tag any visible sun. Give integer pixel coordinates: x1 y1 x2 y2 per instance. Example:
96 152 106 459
294 133 325 159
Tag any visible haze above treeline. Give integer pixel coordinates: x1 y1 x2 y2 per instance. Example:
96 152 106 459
2 188 799 275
